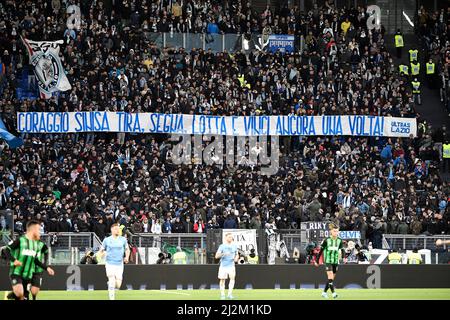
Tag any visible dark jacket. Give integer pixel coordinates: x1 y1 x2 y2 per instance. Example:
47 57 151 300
223 217 238 229
172 221 185 233
183 220 194 233
93 222 106 239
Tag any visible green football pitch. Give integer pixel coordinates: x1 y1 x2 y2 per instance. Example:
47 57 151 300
2 289 450 300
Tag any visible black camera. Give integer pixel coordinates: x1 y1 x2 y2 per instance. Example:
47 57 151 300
157 252 172 264
80 250 98 265
50 234 58 246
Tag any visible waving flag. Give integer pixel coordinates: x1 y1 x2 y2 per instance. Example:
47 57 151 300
0 117 23 148
21 37 71 99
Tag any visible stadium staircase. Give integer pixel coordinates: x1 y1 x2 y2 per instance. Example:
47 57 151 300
375 0 416 34
251 0 271 13
379 0 450 180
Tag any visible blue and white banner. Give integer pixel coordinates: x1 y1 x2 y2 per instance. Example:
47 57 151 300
16 112 417 137
303 222 361 242
268 35 295 53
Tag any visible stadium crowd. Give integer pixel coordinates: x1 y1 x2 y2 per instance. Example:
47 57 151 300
0 1 448 249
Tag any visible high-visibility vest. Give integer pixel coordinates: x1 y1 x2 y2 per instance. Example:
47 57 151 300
247 255 259 264
119 225 125 236
395 34 404 47
388 252 402 264
173 251 187 264
399 65 409 75
410 62 420 75
237 75 251 89
443 144 450 159
411 81 421 93
95 251 105 265
408 252 422 264
409 49 418 62
426 62 435 74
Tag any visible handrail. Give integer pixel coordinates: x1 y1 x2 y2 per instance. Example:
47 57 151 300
132 233 205 237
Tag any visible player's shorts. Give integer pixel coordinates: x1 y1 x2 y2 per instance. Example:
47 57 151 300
105 263 124 280
218 265 236 279
31 273 43 288
9 274 24 287
325 263 338 273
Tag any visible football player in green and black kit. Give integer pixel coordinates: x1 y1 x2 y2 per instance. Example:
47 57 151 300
27 238 49 300
3 220 55 300
314 223 347 299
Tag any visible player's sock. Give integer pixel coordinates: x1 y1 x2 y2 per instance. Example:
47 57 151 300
329 280 335 293
108 277 116 300
220 282 225 297
32 294 37 300
323 282 329 292
228 279 235 297
108 287 115 300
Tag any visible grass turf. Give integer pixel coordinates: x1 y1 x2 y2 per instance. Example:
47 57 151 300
2 289 450 300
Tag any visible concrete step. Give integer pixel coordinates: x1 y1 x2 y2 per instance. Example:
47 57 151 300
251 0 270 14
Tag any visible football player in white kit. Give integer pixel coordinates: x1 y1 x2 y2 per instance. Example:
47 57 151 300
215 233 239 299
98 223 130 300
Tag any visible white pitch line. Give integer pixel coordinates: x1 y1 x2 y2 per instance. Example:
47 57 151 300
155 290 192 296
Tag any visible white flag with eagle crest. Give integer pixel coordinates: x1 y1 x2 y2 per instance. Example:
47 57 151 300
21 37 71 99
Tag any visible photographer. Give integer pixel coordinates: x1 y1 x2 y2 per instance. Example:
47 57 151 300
80 250 98 265
247 249 259 264
344 241 359 264
237 252 246 265
356 244 370 264
305 242 322 265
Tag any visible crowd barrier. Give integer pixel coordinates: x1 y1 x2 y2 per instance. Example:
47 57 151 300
0 265 448 290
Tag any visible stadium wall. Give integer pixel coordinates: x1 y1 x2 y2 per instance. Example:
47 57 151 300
1 265 449 290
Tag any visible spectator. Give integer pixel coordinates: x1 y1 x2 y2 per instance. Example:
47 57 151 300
163 217 172 233
193 217 205 233
0 0 446 241
249 214 262 229
93 218 107 240
223 214 238 229
207 19 220 34
172 217 185 233
183 216 194 233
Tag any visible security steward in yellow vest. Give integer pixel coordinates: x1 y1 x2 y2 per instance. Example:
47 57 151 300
407 248 422 264
411 78 421 105
410 62 420 76
119 224 126 236
399 64 409 76
443 141 450 173
426 59 436 89
409 48 418 62
388 249 402 264
247 249 259 264
173 246 187 264
395 30 404 58
95 250 106 265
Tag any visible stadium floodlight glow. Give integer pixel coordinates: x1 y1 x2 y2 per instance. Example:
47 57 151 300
402 11 414 27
